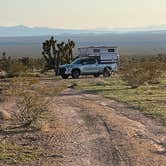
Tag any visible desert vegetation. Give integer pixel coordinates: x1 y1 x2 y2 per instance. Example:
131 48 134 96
120 54 166 88
0 74 68 165
0 78 70 165
76 54 166 123
0 36 76 79
0 52 45 78
0 79 42 164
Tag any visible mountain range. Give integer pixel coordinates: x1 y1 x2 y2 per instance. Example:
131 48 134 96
1 25 166 37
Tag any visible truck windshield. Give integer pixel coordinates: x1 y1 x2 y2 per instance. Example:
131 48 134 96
71 58 81 64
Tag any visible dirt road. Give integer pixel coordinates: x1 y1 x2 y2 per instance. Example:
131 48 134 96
38 88 166 166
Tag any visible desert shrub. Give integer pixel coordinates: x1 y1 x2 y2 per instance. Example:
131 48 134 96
0 53 45 78
0 56 28 77
30 58 45 71
157 53 166 62
6 77 38 96
120 60 166 88
0 140 41 163
7 62 27 78
14 91 48 128
19 57 45 72
0 53 10 72
2 77 48 130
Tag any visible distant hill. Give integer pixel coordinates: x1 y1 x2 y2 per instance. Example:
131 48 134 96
0 25 114 37
1 25 166 37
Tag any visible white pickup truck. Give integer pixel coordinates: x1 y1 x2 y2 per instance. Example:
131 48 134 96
59 46 120 79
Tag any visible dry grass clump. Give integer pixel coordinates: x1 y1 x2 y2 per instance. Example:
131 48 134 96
35 83 67 96
1 77 49 131
0 96 49 131
6 77 38 96
0 139 41 164
13 91 48 129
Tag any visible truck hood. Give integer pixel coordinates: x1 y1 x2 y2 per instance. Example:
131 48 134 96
59 64 72 68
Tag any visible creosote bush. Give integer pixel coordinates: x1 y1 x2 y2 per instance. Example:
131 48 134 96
120 59 166 88
14 91 48 128
3 77 48 130
0 53 45 78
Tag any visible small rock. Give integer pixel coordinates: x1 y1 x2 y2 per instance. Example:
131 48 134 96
0 110 11 120
0 70 7 78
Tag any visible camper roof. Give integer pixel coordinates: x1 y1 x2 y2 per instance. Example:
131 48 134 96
78 46 118 49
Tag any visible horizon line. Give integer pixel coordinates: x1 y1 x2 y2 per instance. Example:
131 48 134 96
0 24 166 30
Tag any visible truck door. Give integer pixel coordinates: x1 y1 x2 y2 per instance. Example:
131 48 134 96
81 59 99 74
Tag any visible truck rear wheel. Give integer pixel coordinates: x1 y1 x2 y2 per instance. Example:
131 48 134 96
103 68 112 77
72 69 80 79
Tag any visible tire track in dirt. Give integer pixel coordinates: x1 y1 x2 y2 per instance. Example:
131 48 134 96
35 88 166 166
68 102 136 166
48 88 165 166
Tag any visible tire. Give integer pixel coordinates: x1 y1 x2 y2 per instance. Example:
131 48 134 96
61 74 69 79
94 73 100 78
103 68 112 77
72 69 80 79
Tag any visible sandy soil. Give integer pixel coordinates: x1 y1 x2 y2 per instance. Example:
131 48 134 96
39 88 166 166
0 84 166 166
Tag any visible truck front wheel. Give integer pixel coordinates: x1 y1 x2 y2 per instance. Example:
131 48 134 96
72 69 80 79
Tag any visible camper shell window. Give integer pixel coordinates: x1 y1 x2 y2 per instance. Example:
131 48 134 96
108 49 115 53
93 49 100 53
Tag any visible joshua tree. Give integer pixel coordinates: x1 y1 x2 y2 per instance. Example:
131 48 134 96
42 37 75 74
57 42 65 67
42 37 57 71
67 39 75 62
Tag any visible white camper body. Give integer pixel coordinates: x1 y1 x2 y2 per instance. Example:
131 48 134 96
78 46 120 63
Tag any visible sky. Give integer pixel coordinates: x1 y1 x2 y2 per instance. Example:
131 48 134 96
0 0 166 29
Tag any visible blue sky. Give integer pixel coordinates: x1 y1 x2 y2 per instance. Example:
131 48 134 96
0 0 166 29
